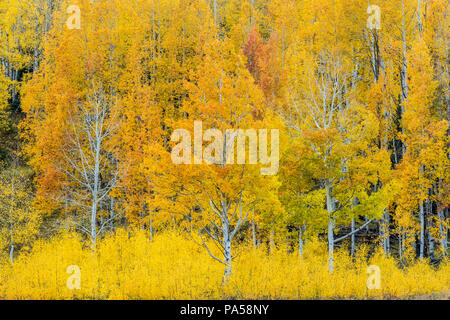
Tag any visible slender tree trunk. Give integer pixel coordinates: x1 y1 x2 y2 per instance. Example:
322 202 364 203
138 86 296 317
222 218 232 282
221 200 232 283
417 0 423 32
64 192 69 219
384 210 390 254
379 216 384 251
438 208 447 257
400 0 409 157
9 196 14 264
325 182 334 272
110 197 115 232
270 229 275 253
149 216 154 241
9 170 16 264
91 199 98 247
327 217 334 272
427 200 434 259
213 0 217 28
428 228 434 260
351 218 355 256
399 234 403 263
252 219 256 248
299 227 303 258
419 202 425 258
91 138 101 248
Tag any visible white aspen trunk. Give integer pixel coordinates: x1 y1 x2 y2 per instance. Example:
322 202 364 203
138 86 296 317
9 176 15 264
419 202 425 258
325 182 334 272
219 195 232 283
447 208 449 256
223 239 232 281
9 241 14 264
327 217 334 272
222 211 232 282
149 217 154 241
298 227 303 258
400 0 409 157
252 219 256 248
110 197 114 232
139 211 145 230
286 236 290 254
8 157 20 264
428 228 434 259
213 0 217 28
351 218 355 256
379 218 384 251
438 209 447 257
90 135 101 247
401 0 409 113
64 193 69 219
417 0 423 32
427 200 434 259
384 210 390 254
207 192 252 284
350 197 356 256
90 195 98 247
99 202 104 231
270 229 275 253
9 172 14 264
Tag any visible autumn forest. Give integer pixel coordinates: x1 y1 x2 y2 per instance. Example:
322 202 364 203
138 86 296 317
0 0 448 299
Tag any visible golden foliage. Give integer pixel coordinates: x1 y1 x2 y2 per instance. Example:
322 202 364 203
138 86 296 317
0 229 447 299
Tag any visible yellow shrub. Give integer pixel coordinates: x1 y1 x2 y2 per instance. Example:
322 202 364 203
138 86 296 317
0 229 447 299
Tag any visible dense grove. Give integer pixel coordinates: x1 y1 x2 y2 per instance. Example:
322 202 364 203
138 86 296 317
0 0 448 299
